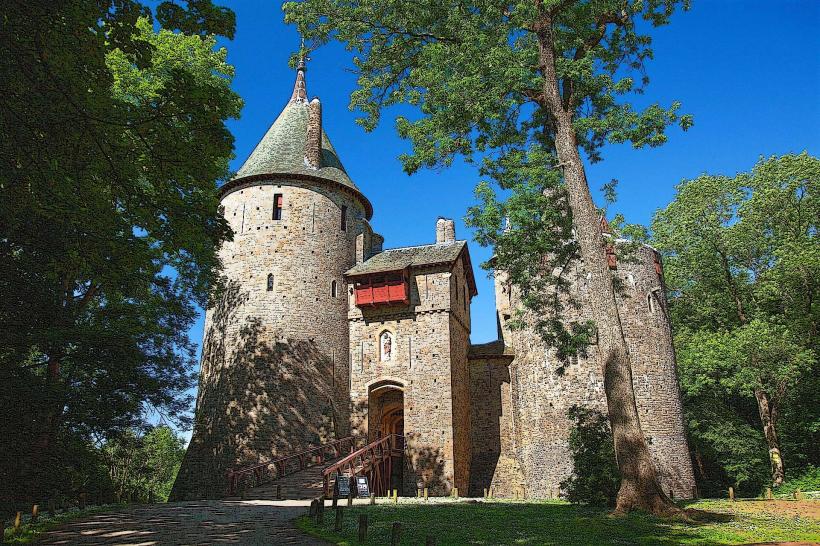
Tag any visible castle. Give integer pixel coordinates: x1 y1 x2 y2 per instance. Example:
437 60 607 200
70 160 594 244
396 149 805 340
170 61 695 501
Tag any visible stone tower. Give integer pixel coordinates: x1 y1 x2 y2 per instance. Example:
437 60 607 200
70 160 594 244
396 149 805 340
345 218 476 495
489 227 696 499
171 60 372 500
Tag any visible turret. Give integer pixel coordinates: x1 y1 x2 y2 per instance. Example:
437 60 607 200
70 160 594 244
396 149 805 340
171 58 372 500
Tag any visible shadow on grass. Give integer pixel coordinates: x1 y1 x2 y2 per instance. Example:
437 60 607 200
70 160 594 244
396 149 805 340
297 501 757 546
2 504 125 544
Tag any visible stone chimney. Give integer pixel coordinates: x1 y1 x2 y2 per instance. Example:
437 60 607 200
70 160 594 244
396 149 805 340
305 98 322 169
371 233 384 255
356 229 374 264
436 218 446 244
444 219 456 243
436 217 456 244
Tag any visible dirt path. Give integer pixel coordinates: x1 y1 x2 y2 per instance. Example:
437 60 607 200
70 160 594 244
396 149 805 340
34 462 358 545
730 500 820 520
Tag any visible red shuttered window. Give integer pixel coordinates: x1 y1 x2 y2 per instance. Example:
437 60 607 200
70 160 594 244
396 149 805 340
273 194 283 220
354 271 409 307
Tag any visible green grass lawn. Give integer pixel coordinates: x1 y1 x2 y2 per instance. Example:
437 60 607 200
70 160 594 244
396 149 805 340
297 498 820 545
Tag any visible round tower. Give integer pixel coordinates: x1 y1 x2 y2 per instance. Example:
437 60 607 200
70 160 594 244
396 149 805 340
171 60 372 500
615 243 696 499
494 223 695 499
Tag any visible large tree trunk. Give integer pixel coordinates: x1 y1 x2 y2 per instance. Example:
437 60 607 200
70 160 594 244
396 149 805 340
754 389 785 487
535 17 679 516
22 354 65 501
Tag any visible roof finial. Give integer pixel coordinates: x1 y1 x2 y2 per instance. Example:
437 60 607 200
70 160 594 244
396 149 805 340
290 38 308 103
297 37 307 72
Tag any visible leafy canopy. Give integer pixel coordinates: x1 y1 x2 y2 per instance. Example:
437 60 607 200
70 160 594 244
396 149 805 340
284 0 691 352
652 153 820 491
0 0 240 505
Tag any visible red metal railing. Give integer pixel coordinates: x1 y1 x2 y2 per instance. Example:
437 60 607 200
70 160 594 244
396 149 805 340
226 436 357 496
322 434 405 497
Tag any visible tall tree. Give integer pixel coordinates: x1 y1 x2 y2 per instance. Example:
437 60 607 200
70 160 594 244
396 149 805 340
103 426 186 502
652 153 820 488
0 1 241 506
285 0 691 514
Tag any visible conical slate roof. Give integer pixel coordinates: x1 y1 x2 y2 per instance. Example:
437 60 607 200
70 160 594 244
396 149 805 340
224 62 372 218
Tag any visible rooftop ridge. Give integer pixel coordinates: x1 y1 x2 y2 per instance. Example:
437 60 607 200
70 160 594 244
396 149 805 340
376 240 466 254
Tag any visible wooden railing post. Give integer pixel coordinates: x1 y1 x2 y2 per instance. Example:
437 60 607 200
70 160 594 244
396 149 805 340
334 506 343 531
358 514 368 542
316 496 325 525
390 522 402 546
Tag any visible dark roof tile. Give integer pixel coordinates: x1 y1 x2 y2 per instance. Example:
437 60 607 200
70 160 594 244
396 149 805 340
345 241 467 276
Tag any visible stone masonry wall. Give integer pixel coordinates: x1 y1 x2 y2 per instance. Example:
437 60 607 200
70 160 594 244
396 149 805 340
467 357 524 497
448 253 473 494
494 244 696 499
619 247 696 499
171 179 365 500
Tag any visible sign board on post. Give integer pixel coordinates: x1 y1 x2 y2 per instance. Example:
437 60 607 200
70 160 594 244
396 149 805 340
335 473 350 498
356 476 370 498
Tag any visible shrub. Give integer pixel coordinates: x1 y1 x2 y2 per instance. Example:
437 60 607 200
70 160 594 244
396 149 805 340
774 466 820 496
560 406 620 506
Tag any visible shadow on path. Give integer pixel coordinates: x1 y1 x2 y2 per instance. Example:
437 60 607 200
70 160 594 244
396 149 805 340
36 499 329 545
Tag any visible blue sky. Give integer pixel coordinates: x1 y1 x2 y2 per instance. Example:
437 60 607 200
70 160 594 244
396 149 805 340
171 1 819 434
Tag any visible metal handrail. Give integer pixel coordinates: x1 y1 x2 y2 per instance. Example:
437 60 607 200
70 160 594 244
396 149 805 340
321 433 405 496
226 436 357 496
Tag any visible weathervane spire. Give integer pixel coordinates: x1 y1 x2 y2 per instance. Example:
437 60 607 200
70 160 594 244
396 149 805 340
290 37 308 103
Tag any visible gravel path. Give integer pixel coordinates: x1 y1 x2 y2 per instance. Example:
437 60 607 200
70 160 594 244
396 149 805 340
35 462 337 545
35 499 329 545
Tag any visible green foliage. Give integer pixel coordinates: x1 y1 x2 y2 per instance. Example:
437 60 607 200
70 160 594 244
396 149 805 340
3 503 124 544
283 0 690 358
466 161 595 359
285 0 691 172
683 393 769 497
774 466 820 496
103 426 186 502
0 0 239 508
0 426 184 517
652 153 820 493
677 323 810 404
560 406 620 507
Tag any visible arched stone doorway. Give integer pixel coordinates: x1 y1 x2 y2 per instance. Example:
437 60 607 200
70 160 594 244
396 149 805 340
368 380 404 441
368 380 405 492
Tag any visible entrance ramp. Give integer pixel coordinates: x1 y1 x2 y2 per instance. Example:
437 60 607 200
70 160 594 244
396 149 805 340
226 437 356 499
321 434 405 497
